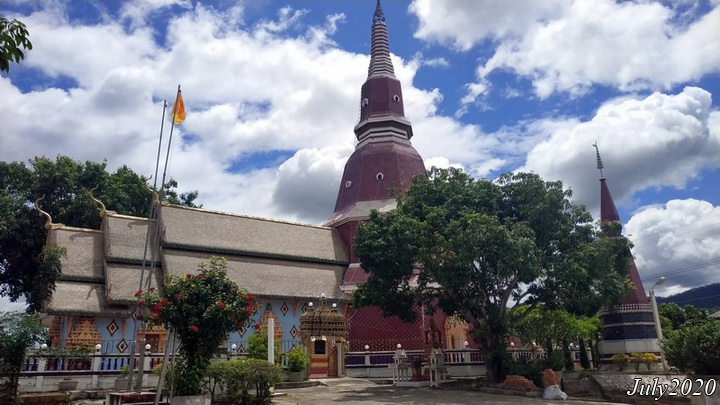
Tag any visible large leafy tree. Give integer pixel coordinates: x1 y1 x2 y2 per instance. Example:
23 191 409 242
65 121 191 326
353 168 632 382
0 155 200 312
0 17 32 73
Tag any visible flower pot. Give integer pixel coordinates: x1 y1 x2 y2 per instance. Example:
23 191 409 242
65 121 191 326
288 370 304 382
169 395 211 405
114 378 129 390
58 378 79 391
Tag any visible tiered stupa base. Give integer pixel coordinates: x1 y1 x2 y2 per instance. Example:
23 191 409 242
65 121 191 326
598 302 661 368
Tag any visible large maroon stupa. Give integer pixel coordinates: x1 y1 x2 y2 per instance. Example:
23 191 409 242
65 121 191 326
594 145 661 366
325 0 425 285
325 1 448 351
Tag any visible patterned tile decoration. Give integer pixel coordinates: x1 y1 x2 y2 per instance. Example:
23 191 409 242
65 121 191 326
290 325 299 338
301 302 309 314
238 325 246 337
107 320 119 336
132 309 142 321
117 338 128 353
280 302 289 316
237 344 245 353
66 318 101 347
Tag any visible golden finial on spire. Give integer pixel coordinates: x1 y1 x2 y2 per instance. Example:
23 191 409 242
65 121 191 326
88 186 107 217
146 184 160 206
34 195 53 230
592 142 605 179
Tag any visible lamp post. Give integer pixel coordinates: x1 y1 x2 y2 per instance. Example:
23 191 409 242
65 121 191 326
650 276 669 371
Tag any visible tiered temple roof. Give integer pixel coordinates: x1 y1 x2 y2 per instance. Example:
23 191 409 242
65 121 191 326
44 203 349 317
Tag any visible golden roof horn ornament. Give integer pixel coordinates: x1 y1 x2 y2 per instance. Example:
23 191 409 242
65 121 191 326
89 186 106 217
146 184 160 206
34 195 53 230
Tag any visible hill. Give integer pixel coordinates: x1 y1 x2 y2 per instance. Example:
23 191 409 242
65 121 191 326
657 282 720 310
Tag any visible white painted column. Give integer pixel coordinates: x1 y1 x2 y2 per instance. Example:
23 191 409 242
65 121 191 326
267 318 275 364
91 344 102 388
35 357 47 389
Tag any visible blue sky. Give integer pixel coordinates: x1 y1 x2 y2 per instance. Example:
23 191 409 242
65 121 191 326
1 0 719 309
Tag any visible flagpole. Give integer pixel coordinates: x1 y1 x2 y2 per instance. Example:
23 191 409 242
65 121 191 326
127 98 170 391
160 85 182 192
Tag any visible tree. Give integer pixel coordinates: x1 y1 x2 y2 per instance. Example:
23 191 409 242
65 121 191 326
353 168 631 382
658 303 712 333
0 312 47 402
0 17 32 73
661 320 720 375
0 155 200 312
139 257 256 396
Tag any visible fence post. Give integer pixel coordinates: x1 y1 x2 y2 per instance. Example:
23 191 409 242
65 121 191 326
91 344 102 388
142 345 152 388
35 356 47 389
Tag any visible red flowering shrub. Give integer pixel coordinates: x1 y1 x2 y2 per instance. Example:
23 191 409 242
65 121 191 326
138 256 256 395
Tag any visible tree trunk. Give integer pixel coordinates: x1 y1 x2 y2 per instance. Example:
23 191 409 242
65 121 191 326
545 337 553 356
579 338 590 369
590 338 600 369
562 338 573 370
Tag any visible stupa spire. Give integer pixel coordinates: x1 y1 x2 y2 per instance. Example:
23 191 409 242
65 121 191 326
593 142 605 179
595 143 620 222
368 0 395 78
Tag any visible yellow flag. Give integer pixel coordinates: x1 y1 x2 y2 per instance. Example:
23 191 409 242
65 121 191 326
171 90 186 125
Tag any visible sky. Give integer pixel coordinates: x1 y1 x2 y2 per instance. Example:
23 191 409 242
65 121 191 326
1 0 719 312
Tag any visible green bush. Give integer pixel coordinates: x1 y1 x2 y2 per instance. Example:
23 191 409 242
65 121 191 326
611 353 630 371
247 323 281 364
285 346 310 372
210 358 281 405
630 353 657 371
0 312 47 403
661 321 720 375
509 352 564 388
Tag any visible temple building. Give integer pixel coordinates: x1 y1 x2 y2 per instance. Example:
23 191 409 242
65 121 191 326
40 1 653 374
38 1 457 378
593 146 662 366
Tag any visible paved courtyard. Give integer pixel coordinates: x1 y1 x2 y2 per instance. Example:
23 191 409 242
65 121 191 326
273 378 628 405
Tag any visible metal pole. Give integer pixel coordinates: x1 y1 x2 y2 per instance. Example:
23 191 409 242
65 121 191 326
154 328 174 405
650 287 669 371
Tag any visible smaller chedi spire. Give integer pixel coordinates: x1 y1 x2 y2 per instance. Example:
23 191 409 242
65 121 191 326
368 0 395 78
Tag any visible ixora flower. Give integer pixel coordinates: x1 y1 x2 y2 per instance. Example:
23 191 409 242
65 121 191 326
137 256 257 396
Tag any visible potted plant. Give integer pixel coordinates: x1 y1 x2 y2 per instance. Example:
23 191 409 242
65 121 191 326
285 346 310 382
37 344 91 391
115 364 130 390
139 256 257 405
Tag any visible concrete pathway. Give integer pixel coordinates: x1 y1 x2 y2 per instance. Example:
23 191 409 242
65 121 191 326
272 378 629 405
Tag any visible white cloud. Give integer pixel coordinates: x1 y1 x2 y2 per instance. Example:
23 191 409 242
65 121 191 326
411 0 566 51
0 296 28 313
272 145 353 224
626 199 720 296
521 87 720 216
1 2 495 226
410 0 720 101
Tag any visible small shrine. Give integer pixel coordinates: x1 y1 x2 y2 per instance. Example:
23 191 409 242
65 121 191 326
299 294 347 378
